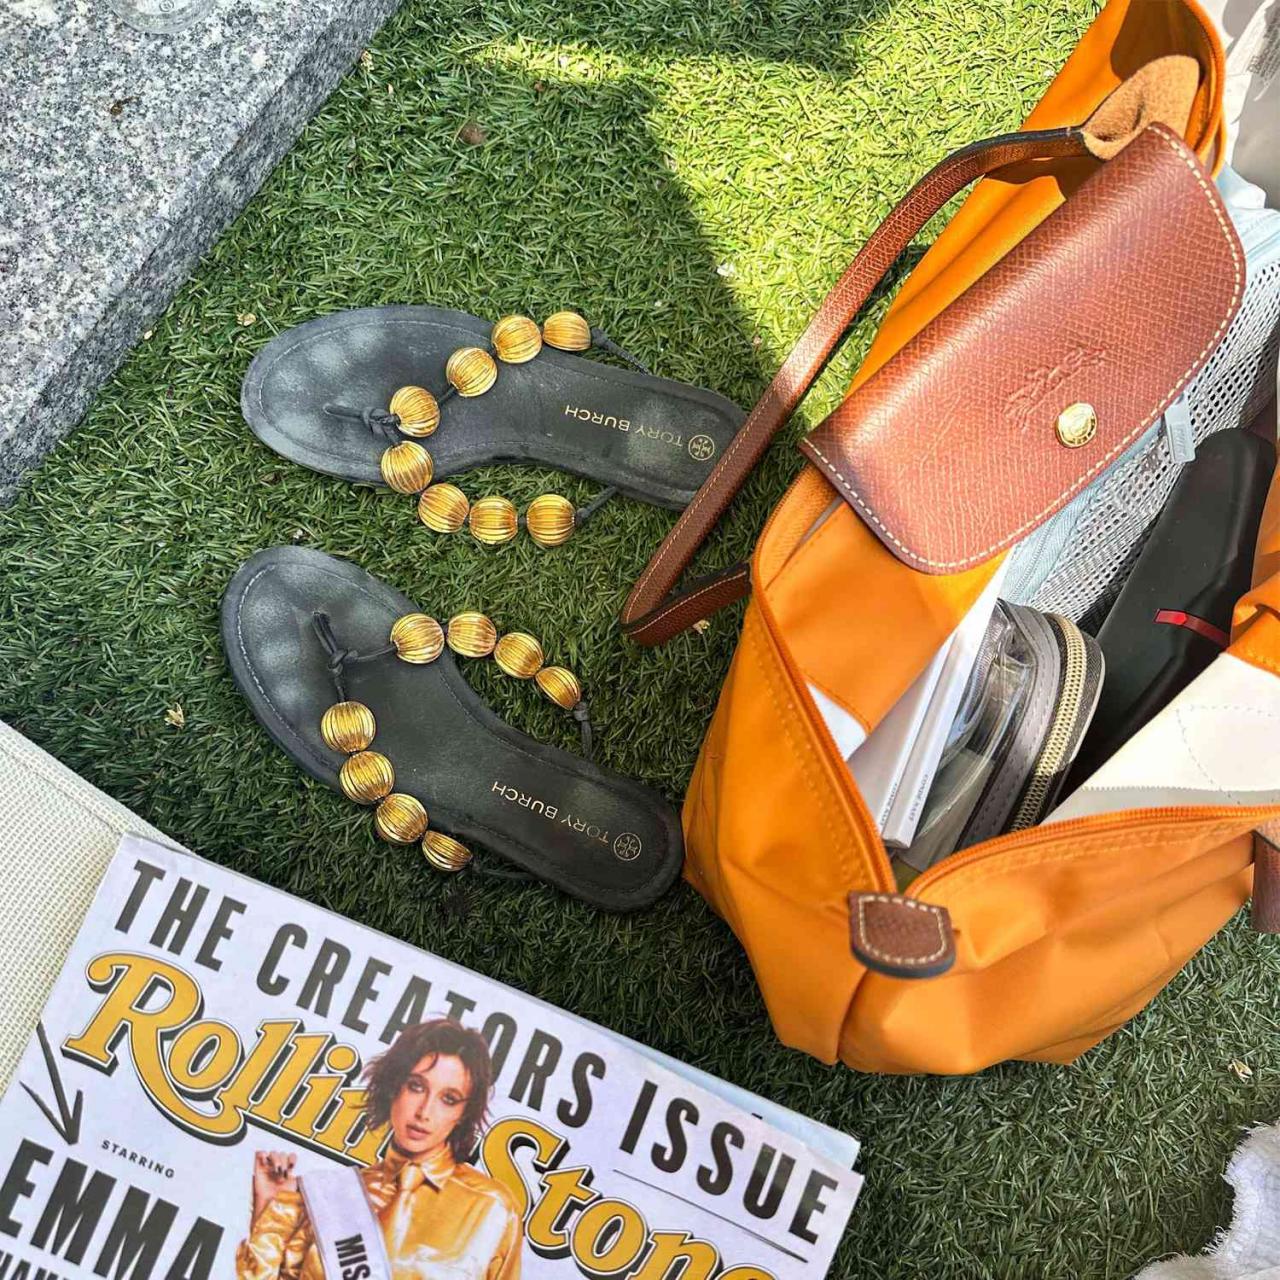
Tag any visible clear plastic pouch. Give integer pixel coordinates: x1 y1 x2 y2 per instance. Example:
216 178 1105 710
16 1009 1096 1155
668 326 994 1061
896 602 1104 884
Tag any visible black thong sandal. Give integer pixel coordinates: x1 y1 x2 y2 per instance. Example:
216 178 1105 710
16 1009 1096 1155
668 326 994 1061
222 546 683 911
241 305 743 547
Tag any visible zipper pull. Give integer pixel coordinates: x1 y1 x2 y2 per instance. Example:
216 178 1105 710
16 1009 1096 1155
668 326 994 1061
1163 396 1196 465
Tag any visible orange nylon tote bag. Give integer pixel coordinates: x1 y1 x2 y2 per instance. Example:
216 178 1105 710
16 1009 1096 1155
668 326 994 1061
620 0 1280 1075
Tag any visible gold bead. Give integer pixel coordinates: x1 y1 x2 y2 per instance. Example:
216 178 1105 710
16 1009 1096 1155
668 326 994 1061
525 493 576 547
374 793 429 844
494 632 545 679
445 346 498 397
417 483 470 533
390 613 444 664
339 751 395 805
447 611 497 658
535 665 582 710
467 496 519 545
380 441 434 494
542 310 591 352
320 701 376 754
491 315 543 364
422 830 473 873
389 386 441 438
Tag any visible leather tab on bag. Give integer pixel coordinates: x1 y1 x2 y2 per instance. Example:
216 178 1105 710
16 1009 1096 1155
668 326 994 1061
1251 825 1280 934
848 892 956 979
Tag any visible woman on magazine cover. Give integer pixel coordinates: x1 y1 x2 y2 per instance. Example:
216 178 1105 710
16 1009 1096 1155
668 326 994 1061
235 1018 522 1280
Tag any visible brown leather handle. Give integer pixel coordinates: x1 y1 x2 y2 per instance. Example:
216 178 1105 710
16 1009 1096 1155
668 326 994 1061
620 126 1091 646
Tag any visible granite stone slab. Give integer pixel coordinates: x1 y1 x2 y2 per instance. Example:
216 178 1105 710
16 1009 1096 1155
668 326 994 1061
0 0 402 502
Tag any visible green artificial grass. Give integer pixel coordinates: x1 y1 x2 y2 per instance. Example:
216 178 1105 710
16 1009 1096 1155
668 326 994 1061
3 1 1279 1275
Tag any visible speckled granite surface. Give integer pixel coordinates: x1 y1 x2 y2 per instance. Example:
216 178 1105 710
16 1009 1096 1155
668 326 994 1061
0 0 401 502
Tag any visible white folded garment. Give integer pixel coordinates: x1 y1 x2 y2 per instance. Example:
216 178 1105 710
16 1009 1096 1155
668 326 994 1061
1047 653 1280 823
1200 0 1280 203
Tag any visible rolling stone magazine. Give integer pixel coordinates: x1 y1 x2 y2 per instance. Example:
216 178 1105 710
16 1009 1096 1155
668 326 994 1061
0 836 861 1280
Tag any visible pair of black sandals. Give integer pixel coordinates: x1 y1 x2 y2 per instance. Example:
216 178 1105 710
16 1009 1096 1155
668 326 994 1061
223 305 743 910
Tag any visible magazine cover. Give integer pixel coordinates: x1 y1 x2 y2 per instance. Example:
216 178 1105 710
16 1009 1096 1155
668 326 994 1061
0 836 861 1280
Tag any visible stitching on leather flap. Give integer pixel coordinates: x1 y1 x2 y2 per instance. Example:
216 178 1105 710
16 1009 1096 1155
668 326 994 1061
806 126 1243 573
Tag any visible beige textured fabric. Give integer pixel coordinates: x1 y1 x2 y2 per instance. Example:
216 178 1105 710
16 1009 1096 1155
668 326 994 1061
0 719 180 1092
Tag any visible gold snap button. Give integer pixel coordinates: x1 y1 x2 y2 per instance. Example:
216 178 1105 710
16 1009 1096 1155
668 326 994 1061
1056 402 1097 448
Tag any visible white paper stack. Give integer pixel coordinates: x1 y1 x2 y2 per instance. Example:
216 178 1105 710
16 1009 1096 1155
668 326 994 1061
878 564 1008 846
811 563 1008 847
848 638 952 831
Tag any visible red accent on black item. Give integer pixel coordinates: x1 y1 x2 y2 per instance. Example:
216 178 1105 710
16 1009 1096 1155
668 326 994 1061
1153 609 1230 648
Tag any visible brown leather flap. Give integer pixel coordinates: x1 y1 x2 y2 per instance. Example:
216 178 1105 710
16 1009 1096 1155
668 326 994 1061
800 124 1243 575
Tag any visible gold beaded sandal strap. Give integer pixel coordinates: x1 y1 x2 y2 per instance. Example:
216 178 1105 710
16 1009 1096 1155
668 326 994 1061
312 607 593 876
323 311 653 548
